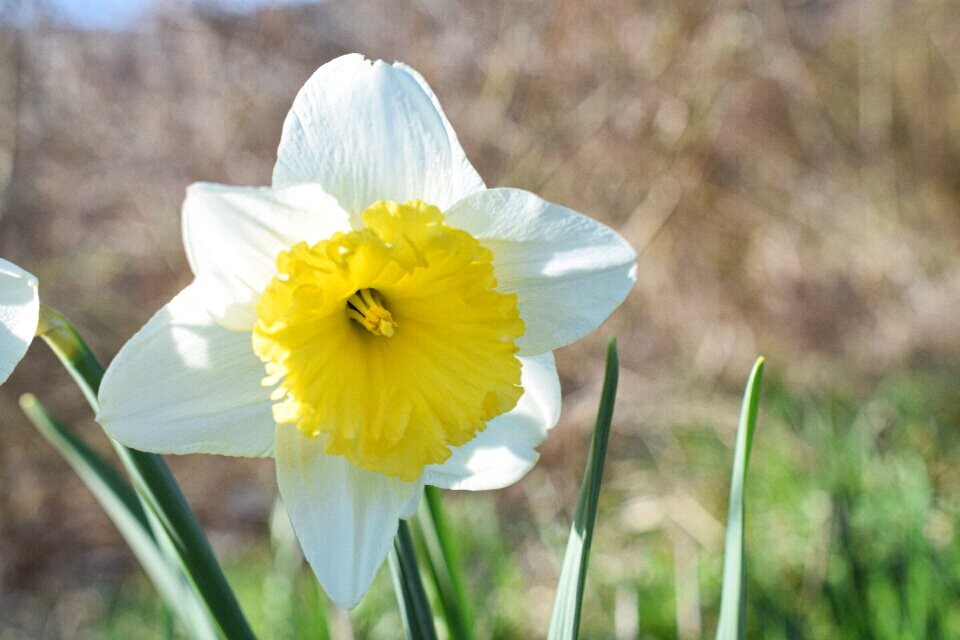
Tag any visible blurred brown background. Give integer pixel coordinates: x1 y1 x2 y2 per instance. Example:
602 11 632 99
1 0 959 637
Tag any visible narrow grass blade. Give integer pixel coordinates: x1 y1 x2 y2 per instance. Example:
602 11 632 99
414 486 476 640
715 357 766 640
389 519 438 640
18 394 219 639
36 305 256 640
548 337 619 640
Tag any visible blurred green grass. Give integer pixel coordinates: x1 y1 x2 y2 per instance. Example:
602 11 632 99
69 365 960 639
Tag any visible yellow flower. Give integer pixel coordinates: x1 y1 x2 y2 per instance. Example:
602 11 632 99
0 258 39 383
253 199 525 481
98 54 636 608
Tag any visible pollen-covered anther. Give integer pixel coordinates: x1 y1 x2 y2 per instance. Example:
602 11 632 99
346 288 397 337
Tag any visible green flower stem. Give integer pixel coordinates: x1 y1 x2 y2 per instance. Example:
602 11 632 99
36 305 256 640
389 519 438 640
414 486 476 640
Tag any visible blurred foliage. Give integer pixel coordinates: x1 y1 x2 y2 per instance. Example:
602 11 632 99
44 366 960 639
739 371 960 639
611 368 960 640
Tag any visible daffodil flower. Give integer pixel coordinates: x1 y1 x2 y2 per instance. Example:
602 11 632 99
97 54 636 608
0 258 39 384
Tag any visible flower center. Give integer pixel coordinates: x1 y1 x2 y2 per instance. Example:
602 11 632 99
346 288 396 337
252 200 525 481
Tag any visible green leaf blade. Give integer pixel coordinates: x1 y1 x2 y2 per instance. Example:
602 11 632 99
18 394 219 640
715 356 766 640
548 337 620 640
36 305 256 640
389 519 438 640
414 486 476 640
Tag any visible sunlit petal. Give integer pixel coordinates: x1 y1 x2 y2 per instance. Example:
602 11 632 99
98 284 275 457
182 182 350 331
273 54 484 223
0 259 38 384
445 188 637 355
276 425 423 609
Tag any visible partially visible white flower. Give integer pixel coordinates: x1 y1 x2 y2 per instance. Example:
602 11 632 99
97 54 637 609
0 258 39 384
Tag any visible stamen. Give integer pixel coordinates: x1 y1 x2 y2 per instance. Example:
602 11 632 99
347 288 397 337
360 288 378 310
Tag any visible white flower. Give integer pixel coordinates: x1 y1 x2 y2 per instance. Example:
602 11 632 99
0 258 39 384
97 54 636 608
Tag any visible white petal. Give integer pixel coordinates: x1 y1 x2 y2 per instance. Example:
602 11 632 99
272 54 485 223
444 188 637 355
276 426 423 609
97 283 275 457
0 259 39 384
182 182 350 331
423 352 561 491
